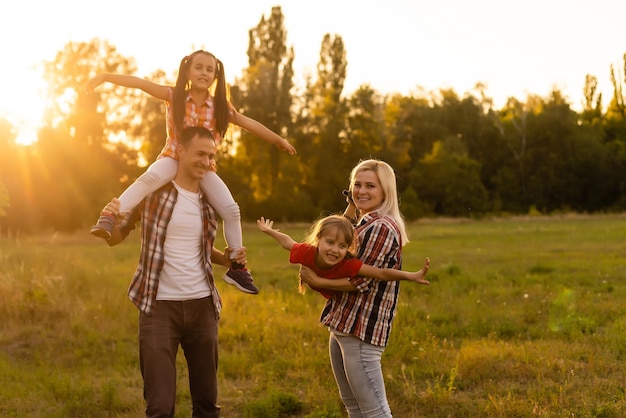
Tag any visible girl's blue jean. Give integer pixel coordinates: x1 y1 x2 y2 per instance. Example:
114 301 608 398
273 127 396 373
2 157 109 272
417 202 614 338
328 328 392 418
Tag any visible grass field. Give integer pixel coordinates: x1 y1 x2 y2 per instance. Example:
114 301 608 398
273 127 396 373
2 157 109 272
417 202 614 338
1 214 625 417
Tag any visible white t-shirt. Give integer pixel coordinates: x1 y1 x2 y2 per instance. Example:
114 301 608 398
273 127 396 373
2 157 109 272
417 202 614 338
157 182 211 301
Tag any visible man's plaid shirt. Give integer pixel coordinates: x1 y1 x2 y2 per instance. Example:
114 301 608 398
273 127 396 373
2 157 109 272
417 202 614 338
118 182 222 316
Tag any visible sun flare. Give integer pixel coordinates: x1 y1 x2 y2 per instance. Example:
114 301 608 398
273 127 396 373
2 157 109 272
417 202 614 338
0 67 47 146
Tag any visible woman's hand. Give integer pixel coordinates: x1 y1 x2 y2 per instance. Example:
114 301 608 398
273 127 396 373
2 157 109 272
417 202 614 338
408 257 431 285
299 265 356 291
298 265 318 286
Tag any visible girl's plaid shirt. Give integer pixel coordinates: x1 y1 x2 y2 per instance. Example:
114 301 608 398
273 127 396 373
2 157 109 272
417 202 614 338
158 88 223 160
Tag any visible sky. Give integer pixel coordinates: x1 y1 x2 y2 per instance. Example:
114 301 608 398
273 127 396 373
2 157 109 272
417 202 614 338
1 0 626 144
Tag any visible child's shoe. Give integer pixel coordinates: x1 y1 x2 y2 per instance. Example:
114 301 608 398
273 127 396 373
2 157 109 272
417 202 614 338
223 265 259 294
89 213 116 239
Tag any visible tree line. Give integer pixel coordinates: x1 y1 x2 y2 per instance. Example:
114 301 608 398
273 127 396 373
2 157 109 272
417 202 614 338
0 6 625 234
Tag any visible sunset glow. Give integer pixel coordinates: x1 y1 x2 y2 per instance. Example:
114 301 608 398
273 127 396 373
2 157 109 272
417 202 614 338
1 66 46 146
1 0 626 146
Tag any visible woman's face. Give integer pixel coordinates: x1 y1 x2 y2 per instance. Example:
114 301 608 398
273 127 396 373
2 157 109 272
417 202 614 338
352 169 384 214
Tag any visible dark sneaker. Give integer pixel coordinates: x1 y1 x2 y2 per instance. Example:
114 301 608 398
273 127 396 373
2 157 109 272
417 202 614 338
223 268 259 294
90 214 115 240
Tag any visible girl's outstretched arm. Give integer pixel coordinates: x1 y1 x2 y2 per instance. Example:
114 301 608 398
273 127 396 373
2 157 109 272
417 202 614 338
257 217 296 251
358 258 431 285
298 259 430 291
85 73 170 101
230 108 297 155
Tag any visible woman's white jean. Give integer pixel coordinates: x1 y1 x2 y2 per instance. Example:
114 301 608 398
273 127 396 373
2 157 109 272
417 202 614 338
329 328 392 418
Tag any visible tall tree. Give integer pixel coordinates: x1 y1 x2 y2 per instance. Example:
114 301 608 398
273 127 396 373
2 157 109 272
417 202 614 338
296 33 349 212
232 6 295 207
603 53 626 209
313 33 348 206
607 54 626 119
344 86 385 161
582 74 603 126
493 96 534 211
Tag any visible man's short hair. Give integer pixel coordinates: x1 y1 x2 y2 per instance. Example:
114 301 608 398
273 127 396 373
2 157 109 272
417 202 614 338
179 126 215 147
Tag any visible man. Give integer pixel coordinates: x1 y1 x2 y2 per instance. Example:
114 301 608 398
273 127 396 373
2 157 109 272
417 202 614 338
102 126 244 417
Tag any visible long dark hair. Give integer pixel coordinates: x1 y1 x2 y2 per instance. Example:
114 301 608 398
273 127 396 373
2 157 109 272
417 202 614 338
172 50 229 139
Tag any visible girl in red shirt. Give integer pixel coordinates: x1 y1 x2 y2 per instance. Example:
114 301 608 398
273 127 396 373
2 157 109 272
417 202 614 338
257 214 429 298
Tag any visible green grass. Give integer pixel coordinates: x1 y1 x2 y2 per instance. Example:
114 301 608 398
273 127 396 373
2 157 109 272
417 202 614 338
1 214 625 417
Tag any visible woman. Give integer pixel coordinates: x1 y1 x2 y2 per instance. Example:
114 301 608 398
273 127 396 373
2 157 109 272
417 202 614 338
299 159 429 417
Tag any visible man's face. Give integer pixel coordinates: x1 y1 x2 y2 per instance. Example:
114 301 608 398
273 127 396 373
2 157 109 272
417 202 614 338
178 134 217 181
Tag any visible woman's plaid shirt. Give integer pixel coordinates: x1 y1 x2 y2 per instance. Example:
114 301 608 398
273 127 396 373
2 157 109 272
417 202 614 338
319 212 403 347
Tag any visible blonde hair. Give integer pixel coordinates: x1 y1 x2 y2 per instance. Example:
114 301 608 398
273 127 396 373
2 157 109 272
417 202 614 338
299 214 356 294
349 159 409 245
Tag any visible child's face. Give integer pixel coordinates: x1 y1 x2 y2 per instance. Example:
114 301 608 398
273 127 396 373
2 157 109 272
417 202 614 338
188 53 217 90
316 227 350 269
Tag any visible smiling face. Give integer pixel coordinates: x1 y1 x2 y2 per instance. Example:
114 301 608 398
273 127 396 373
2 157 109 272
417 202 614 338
315 226 351 269
176 129 217 188
351 169 385 214
187 52 217 91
